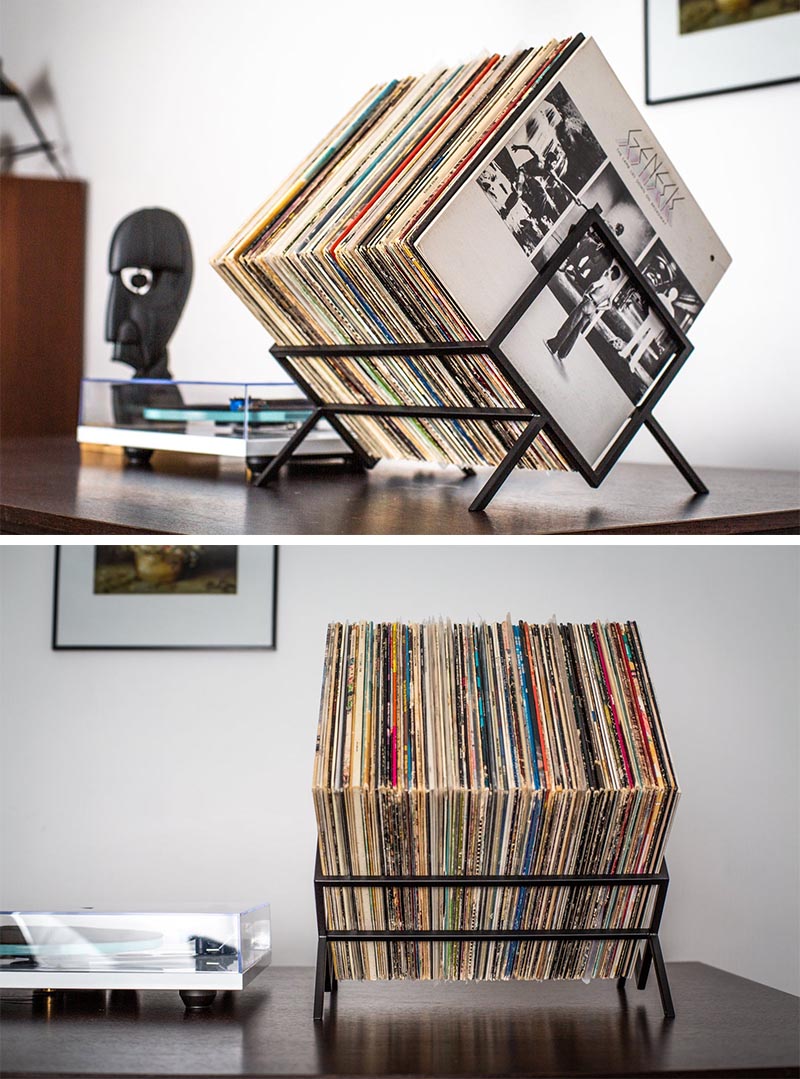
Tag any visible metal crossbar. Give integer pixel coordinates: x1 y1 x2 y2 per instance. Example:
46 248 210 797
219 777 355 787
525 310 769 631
261 210 708 512
312 852 675 1020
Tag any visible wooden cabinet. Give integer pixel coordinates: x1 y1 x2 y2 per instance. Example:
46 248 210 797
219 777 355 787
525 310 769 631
0 175 87 440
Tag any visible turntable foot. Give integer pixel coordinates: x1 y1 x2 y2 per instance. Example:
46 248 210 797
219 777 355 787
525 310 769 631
179 990 217 1009
124 447 154 467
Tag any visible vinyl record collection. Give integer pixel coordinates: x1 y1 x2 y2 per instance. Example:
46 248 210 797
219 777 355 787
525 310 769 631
313 619 679 982
213 39 581 471
214 32 728 476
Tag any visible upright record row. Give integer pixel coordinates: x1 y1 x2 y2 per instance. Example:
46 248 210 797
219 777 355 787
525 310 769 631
312 619 679 982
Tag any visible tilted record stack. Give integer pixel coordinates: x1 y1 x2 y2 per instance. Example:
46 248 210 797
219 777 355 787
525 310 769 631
213 40 580 472
312 619 679 982
213 33 728 488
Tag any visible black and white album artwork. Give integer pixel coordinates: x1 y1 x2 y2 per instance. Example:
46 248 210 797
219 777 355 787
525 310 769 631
544 226 680 398
499 225 681 467
477 83 605 259
477 81 688 467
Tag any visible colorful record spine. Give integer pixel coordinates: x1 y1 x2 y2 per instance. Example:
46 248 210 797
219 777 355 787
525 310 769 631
312 618 679 982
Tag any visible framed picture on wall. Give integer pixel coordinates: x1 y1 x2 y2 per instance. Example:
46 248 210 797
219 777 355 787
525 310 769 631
645 0 800 104
53 545 278 650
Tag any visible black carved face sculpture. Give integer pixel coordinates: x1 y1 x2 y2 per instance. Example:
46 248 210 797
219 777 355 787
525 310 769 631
105 208 193 377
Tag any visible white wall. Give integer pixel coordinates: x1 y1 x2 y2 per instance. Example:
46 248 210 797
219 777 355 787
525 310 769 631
1 543 798 996
2 0 798 471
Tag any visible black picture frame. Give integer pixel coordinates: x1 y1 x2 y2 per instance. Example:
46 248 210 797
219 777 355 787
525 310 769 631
645 0 800 105
53 545 279 651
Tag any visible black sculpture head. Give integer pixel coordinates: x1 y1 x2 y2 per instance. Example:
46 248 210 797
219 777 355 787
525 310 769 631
105 207 193 378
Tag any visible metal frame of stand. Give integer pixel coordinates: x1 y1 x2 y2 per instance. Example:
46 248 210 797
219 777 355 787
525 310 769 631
312 851 675 1020
260 209 707 512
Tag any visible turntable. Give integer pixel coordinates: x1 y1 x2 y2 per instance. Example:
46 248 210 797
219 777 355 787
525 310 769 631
0 903 271 1008
77 378 351 476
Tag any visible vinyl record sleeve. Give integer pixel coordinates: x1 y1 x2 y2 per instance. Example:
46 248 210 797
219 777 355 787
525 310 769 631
415 37 730 334
413 37 730 466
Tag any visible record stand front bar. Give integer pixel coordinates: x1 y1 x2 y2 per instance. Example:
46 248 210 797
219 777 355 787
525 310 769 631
312 851 675 1020
261 210 708 513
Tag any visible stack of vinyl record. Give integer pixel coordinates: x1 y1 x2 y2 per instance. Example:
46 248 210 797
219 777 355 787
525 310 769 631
213 40 581 471
312 619 679 981
214 35 729 475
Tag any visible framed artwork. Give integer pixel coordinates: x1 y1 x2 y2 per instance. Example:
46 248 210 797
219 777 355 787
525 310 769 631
645 0 800 104
53 545 278 650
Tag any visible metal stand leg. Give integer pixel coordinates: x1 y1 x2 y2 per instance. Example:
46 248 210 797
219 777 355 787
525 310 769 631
313 937 328 1020
618 938 673 1018
469 417 545 512
636 941 653 989
323 414 379 471
253 410 323 486
650 936 675 1019
645 416 708 495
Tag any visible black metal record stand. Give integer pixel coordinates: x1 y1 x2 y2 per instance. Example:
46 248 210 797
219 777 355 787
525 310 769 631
258 209 707 513
313 851 674 1020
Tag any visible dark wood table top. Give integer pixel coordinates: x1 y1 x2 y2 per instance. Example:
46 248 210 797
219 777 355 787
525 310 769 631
1 963 797 1078
1 437 798 535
